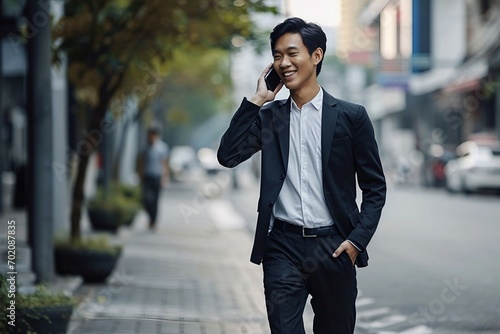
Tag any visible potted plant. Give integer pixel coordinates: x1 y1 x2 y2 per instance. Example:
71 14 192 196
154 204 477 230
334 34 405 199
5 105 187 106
117 183 142 226
1 275 77 334
86 183 142 232
54 235 122 283
54 183 138 283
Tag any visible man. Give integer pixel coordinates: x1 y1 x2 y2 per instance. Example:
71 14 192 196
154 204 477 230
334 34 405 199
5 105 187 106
217 18 386 333
140 126 169 230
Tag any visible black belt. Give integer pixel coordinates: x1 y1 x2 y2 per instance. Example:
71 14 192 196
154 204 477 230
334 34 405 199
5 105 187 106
273 219 340 237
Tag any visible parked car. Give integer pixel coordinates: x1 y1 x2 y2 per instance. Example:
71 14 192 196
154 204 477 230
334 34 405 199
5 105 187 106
422 144 457 187
197 147 226 175
445 140 500 194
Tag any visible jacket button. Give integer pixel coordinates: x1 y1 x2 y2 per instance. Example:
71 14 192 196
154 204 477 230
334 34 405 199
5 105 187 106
280 174 285 180
268 201 274 207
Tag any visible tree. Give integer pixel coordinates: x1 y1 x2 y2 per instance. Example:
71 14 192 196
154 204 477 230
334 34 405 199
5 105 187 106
156 47 234 147
110 47 232 182
52 0 277 242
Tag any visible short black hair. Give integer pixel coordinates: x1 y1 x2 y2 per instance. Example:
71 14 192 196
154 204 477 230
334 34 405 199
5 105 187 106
148 125 161 135
270 17 327 76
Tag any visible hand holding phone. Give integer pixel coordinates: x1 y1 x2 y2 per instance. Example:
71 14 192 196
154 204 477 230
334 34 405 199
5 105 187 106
264 67 281 91
249 65 282 106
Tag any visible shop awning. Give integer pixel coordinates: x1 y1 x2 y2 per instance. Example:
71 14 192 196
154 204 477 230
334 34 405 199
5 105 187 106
442 60 488 95
409 68 456 95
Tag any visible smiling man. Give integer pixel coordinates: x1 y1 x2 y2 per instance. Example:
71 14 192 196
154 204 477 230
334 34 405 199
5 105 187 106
217 17 386 334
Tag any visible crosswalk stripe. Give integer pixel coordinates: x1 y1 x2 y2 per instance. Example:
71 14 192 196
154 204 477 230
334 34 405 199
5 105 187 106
357 307 391 319
399 325 433 334
367 314 408 329
356 298 375 307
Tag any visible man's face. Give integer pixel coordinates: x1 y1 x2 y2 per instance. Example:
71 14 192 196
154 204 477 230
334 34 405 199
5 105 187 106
272 32 322 92
147 132 158 144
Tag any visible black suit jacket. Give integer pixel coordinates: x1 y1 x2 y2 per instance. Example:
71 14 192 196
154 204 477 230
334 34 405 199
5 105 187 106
217 89 386 267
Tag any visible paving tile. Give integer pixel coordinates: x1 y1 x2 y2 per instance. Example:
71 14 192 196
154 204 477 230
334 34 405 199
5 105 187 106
68 183 267 334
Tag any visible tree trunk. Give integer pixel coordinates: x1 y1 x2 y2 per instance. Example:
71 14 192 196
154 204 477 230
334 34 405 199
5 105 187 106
69 70 125 242
69 105 107 242
70 151 90 242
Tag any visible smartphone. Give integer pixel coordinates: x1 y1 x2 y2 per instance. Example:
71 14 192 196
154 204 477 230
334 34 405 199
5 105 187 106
265 67 281 91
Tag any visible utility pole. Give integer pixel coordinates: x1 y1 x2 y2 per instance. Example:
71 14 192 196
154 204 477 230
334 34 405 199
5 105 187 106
497 76 500 141
26 0 54 283
0 38 3 214
0 1 19 213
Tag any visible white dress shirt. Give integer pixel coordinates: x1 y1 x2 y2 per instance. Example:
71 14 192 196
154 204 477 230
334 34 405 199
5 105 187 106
274 88 334 228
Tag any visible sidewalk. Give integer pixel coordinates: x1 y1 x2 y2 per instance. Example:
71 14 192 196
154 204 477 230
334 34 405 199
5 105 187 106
1 172 371 333
67 179 269 334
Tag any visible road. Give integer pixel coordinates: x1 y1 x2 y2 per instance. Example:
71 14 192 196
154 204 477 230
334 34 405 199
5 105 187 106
221 170 500 334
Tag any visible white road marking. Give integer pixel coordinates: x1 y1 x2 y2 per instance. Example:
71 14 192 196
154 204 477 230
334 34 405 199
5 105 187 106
367 314 408 328
357 307 391 319
367 325 433 334
399 325 433 334
356 298 376 307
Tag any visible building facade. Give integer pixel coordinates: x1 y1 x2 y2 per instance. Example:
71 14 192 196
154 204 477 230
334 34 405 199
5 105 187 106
354 0 500 185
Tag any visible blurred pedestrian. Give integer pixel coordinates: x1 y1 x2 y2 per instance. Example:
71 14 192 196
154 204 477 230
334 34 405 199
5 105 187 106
217 17 386 333
139 126 169 230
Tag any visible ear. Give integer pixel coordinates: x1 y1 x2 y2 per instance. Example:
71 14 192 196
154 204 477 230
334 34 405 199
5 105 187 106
313 47 323 65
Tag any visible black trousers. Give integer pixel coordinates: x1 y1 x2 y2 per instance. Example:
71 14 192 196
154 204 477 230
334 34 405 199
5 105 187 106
262 227 357 334
142 175 161 225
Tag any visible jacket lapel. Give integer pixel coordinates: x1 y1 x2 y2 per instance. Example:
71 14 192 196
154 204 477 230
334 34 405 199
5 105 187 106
274 98 291 171
321 91 338 170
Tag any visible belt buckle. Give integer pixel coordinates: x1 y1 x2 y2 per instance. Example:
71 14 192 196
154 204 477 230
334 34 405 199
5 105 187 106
302 227 317 238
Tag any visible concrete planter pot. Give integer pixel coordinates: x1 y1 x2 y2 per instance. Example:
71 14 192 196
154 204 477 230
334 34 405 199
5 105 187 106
54 246 122 283
87 206 139 232
87 206 122 232
1 279 77 334
11 304 74 334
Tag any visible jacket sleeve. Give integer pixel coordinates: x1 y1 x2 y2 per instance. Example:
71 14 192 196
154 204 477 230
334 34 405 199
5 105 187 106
217 98 262 168
347 106 387 250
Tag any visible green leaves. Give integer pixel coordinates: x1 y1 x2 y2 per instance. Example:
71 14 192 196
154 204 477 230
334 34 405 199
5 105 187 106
53 0 277 152
53 0 275 109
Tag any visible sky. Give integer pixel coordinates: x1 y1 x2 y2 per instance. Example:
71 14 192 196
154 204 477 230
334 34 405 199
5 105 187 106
288 0 340 27
285 0 340 53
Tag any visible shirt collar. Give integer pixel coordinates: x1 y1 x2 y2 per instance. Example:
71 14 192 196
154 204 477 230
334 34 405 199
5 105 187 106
291 86 323 112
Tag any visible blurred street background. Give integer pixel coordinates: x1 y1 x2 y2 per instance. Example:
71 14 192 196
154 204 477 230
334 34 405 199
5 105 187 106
1 0 500 333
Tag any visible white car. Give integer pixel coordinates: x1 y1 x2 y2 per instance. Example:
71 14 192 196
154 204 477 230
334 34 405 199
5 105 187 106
197 147 226 175
445 141 500 194
169 146 197 181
